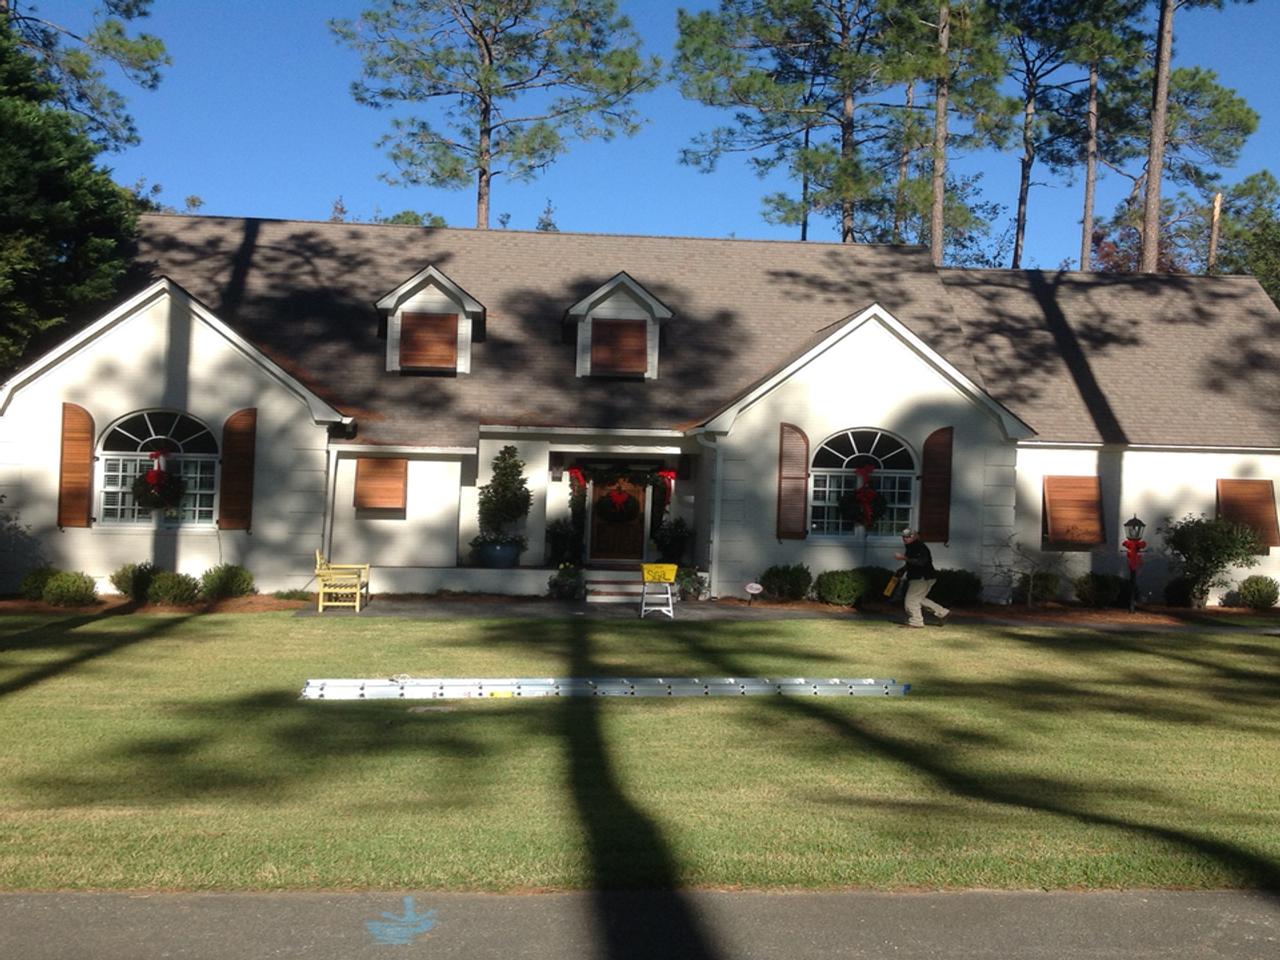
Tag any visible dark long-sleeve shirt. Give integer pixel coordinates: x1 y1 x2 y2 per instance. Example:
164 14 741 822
903 540 937 581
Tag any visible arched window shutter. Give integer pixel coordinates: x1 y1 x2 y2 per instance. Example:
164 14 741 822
777 422 809 539
58 403 95 528
218 408 257 530
918 427 953 544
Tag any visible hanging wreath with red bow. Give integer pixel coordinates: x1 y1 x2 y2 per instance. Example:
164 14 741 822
130 451 187 510
837 464 886 527
596 486 641 524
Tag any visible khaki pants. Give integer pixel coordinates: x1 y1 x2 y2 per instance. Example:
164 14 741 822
904 578 949 626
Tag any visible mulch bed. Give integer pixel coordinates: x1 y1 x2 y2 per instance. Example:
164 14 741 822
0 595 309 615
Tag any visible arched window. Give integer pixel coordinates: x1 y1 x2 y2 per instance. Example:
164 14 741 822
99 411 218 525
810 428 916 537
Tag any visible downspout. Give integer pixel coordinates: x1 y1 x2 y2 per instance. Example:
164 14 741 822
695 432 724 599
322 444 339 563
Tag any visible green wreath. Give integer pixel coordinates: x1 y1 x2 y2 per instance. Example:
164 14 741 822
838 489 886 527
131 471 187 510
596 490 641 524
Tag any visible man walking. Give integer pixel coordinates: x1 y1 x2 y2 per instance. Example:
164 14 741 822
893 528 950 628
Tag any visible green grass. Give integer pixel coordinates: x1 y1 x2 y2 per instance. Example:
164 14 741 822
0 611 1277 891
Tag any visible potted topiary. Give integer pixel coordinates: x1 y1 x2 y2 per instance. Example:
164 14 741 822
471 445 533 568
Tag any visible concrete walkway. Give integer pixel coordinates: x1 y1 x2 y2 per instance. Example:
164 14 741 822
2 890 1276 959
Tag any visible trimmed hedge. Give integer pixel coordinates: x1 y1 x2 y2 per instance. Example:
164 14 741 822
1235 575 1279 610
852 565 896 601
110 561 156 602
813 569 868 606
41 571 97 607
759 564 812 601
147 571 202 606
1164 576 1194 607
1072 572 1131 609
200 563 256 600
931 568 983 607
1012 571 1061 605
20 565 57 601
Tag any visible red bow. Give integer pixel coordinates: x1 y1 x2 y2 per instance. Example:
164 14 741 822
1123 538 1146 572
852 464 877 524
608 489 629 509
567 467 586 491
656 469 676 508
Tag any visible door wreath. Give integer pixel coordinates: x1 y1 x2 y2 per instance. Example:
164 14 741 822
596 488 641 523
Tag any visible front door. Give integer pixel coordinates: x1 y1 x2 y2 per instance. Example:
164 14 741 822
590 479 648 560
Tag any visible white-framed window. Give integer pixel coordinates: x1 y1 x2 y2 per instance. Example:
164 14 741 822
98 411 218 526
810 428 916 537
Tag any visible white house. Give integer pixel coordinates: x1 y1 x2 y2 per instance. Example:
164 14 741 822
1 214 1277 603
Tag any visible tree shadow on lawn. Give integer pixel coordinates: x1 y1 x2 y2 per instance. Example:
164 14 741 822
0 607 195 700
653 619 1280 896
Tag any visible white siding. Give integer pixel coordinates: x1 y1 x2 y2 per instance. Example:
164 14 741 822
330 455 462 567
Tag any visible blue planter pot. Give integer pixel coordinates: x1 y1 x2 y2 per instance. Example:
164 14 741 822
474 542 521 569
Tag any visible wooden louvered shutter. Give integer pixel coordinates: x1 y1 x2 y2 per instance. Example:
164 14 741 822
218 408 257 530
1217 479 1280 548
400 313 458 369
591 319 648 375
355 458 408 509
1043 476 1105 545
777 423 809 540
918 427 953 544
57 403 94 528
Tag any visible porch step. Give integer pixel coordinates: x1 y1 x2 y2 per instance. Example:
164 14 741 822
584 568 645 604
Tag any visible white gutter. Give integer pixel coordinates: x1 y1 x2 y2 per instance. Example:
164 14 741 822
329 444 477 455
695 431 724 599
480 424 686 438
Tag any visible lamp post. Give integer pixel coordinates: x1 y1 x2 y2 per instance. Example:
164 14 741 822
1122 515 1147 613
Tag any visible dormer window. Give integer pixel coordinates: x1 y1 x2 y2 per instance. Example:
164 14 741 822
376 265 485 374
567 272 673 379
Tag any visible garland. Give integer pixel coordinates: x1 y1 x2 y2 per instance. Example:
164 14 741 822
130 451 186 510
568 463 678 538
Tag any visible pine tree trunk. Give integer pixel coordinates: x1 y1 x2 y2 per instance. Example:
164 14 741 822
801 124 811 242
894 82 915 243
1079 60 1099 271
1012 94 1035 269
929 3 950 268
841 87 855 243
1141 0 1176 273
476 99 492 230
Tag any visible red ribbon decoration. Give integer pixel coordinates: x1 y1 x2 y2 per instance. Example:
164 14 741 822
656 469 676 511
852 464 877 525
607 489 630 509
567 467 586 491
1123 538 1146 572
145 450 166 488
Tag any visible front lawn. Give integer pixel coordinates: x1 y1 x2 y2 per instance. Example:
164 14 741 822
0 611 1277 891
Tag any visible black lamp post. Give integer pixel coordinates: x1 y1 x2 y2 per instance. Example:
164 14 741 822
1123 515 1147 613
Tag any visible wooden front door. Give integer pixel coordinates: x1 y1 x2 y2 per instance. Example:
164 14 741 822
590 479 648 560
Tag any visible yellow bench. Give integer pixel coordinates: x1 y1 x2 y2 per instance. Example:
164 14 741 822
315 550 371 613
640 563 678 619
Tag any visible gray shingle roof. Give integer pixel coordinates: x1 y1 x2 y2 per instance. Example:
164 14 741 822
132 215 1280 449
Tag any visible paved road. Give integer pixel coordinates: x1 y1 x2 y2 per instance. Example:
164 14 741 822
2 890 1277 959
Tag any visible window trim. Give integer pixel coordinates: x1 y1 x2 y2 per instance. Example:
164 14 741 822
807 428 918 539
96 411 220 528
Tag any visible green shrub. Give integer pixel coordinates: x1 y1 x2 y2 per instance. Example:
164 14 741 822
1012 571 1061 605
20 565 58 601
654 517 693 563
546 563 584 600
200 563 256 600
544 518 577 566
1160 513 1260 607
273 589 312 601
676 566 707 601
1235 575 1279 610
759 564 812 601
931 568 984 607
1164 576 1193 607
813 569 868 606
109 561 156 602
147 571 201 606
851 566 895 601
1072 572 1130 608
41 571 97 606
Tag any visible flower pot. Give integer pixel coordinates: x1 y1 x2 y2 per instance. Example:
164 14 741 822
474 542 522 569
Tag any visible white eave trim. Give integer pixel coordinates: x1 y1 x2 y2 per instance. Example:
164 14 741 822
480 424 686 438
699 302 1035 442
1018 439 1280 454
375 264 485 317
565 271 674 322
330 443 477 455
0 278 352 426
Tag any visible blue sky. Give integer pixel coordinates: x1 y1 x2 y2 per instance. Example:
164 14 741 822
42 0 1280 268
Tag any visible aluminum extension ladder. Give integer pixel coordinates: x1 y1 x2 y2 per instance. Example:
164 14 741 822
301 676 910 700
